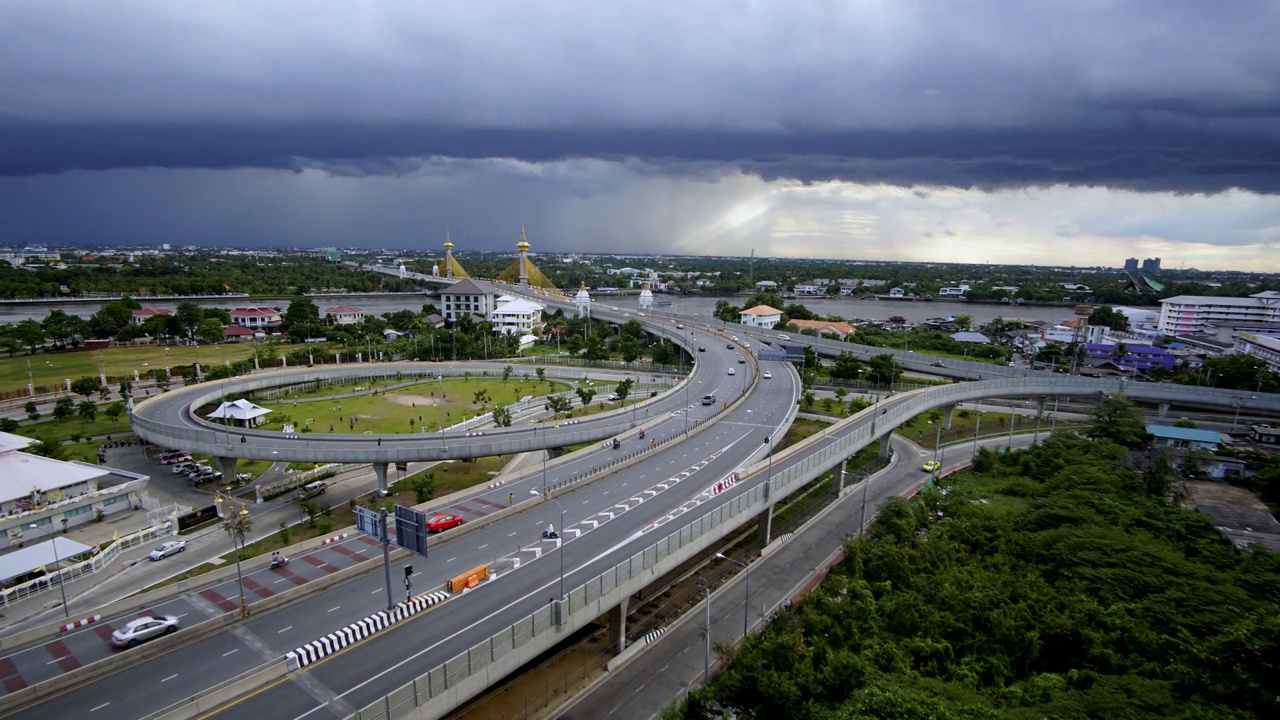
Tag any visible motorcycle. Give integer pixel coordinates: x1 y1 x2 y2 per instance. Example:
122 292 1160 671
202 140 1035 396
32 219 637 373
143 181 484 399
542 529 559 540
612 438 620 449
270 555 289 568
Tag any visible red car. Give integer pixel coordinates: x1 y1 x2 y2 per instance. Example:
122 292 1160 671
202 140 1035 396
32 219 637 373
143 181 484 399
425 513 465 533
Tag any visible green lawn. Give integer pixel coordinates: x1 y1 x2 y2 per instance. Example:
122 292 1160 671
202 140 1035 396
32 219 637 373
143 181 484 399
255 377 574 435
0 344 258 393
897 409 1070 448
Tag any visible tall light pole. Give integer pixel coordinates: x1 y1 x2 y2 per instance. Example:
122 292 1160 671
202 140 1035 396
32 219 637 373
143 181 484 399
764 436 773 487
531 490 565 601
437 375 447 452
31 523 70 618
972 409 983 458
1232 397 1257 432
715 553 750 636
541 421 549 494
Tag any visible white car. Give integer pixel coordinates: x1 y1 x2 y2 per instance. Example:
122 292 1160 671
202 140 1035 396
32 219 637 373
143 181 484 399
727 368 736 375
148 540 187 560
778 334 791 340
111 615 180 648
763 371 773 379
172 462 196 474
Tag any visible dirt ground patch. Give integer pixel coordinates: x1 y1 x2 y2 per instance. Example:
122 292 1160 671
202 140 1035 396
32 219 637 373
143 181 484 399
384 392 442 408
450 628 611 720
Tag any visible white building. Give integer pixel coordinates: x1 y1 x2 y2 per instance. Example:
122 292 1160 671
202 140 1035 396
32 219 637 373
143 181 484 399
0 432 150 550
888 287 905 297
754 280 778 291
739 305 783 329
1234 333 1280 373
437 278 499 322
230 307 282 329
939 285 969 298
1158 292 1280 335
793 284 824 296
1113 306 1160 333
131 307 173 326
490 297 544 335
324 306 365 325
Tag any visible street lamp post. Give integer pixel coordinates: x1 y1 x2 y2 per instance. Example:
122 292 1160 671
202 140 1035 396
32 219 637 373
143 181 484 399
31 523 70 618
972 409 982 458
1233 397 1257 432
531 490 565 601
217 495 251 619
696 578 711 686
715 553 750 636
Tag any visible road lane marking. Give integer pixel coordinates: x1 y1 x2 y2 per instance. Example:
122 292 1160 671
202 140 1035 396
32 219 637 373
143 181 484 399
327 607 341 613
508 532 516 537
278 626 293 634
161 673 178 682
223 649 238 657
371 589 380 594
275 578 286 584
478 544 488 549
446 557 456 562
90 703 110 712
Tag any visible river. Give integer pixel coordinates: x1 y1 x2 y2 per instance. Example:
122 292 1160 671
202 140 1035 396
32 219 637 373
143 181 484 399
0 293 1081 327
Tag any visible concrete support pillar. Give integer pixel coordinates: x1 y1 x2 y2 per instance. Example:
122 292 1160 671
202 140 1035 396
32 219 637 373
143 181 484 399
608 596 629 654
831 459 847 495
194 363 203 382
1158 402 1170 418
216 456 238 486
942 404 956 430
1036 397 1047 418
373 462 389 493
757 505 773 546
878 434 892 461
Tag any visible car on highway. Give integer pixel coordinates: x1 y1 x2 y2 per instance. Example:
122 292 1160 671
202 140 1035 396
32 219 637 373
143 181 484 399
922 460 941 472
777 334 790 340
148 540 187 560
742 342 750 349
762 371 772 379
931 361 947 368
606 393 621 401
737 356 746 363
425 513 465 533
698 346 705 352
727 367 736 375
300 481 327 499
726 343 734 349
111 615 180 648
701 394 716 405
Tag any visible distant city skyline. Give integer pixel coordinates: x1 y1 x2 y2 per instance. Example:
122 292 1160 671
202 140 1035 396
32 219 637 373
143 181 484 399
1 2 1277 270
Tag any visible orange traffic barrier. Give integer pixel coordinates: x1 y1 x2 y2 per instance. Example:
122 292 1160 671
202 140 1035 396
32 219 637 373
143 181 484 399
446 565 490 593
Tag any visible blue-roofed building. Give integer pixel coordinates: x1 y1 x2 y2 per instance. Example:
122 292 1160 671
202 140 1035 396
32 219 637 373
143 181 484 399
1146 424 1226 451
1086 343 1175 373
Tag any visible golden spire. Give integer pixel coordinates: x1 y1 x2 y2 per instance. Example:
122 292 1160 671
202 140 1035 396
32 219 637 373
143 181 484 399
517 225 530 253
443 229 453 251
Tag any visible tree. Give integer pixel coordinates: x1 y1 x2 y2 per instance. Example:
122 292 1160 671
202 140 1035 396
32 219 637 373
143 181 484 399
26 435 67 460
536 367 546 385
547 395 573 416
52 396 74 420
71 375 99 399
197 317 225 344
282 295 322 339
78 400 97 422
828 351 864 380
15 319 46 354
651 339 677 365
1086 394 1151 448
153 368 171 392
621 319 644 339
801 390 815 408
104 402 125 422
492 406 512 427
868 354 903 385
24 401 39 421
411 473 436 503
472 389 490 408
615 377 634 403
221 505 253 552
97 384 110 401
173 302 204 338
1091 305 1128 331
575 387 596 407
713 300 740 323
502 365 513 383
954 314 973 331
118 379 132 399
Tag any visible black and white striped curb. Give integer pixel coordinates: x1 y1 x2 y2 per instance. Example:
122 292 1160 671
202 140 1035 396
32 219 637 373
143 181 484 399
778 532 794 543
641 626 666 645
286 590 450 669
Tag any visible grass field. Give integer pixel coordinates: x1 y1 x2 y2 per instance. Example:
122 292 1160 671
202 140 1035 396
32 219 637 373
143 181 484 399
0 345 258 393
12 413 133 444
255 377 576 435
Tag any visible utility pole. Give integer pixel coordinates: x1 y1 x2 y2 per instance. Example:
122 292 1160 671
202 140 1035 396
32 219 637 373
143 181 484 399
380 509 393 611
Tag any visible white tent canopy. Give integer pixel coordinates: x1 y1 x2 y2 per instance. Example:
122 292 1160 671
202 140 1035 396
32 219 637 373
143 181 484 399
207 398 272 425
0 537 94 584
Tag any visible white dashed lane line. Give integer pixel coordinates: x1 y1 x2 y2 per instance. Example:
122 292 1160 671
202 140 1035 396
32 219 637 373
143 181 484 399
161 674 178 683
90 703 110 712
327 606 341 613
278 626 293 634
223 649 238 657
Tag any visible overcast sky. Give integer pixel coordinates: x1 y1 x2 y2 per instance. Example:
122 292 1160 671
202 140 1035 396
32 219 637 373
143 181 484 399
2 1 1278 269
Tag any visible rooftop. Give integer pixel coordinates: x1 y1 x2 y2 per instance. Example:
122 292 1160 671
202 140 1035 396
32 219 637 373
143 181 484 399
1146 424 1226 443
324 306 363 314
740 305 782 315
0 452 108 505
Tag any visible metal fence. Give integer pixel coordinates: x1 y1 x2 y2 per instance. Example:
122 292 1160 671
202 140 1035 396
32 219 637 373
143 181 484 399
1 521 175 607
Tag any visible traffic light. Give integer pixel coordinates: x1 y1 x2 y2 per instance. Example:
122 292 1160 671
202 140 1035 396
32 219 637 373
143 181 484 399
404 565 413 578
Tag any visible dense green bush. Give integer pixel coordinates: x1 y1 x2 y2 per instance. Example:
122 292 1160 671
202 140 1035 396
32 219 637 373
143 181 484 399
676 433 1280 720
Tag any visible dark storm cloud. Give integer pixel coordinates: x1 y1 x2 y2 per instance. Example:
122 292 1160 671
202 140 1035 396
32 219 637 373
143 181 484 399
1 1 1278 193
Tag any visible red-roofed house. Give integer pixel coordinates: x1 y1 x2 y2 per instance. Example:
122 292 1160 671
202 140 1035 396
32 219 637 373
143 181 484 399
785 318 855 338
739 304 783 329
223 326 257 342
324 306 365 325
131 307 174 325
230 307 282 329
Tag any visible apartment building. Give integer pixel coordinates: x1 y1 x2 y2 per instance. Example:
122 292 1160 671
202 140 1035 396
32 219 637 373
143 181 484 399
1158 292 1280 335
